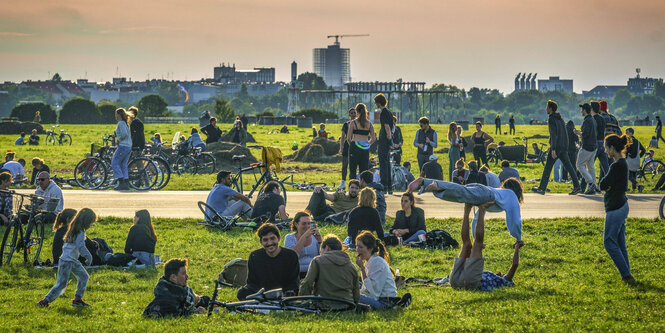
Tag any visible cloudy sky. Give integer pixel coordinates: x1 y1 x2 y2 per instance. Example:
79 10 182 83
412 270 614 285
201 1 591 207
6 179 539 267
1 0 664 93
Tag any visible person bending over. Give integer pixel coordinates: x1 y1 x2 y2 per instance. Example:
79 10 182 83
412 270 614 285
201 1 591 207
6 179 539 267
250 181 287 223
345 188 384 247
205 170 253 220
387 192 426 245
237 223 300 300
299 234 360 304
143 258 208 317
284 212 322 279
125 209 158 266
305 180 360 221
449 202 523 291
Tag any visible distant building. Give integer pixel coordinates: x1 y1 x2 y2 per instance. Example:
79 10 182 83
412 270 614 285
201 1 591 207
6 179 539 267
537 76 574 94
213 63 275 83
513 73 538 92
582 86 627 100
313 42 350 89
583 69 661 99
19 80 85 103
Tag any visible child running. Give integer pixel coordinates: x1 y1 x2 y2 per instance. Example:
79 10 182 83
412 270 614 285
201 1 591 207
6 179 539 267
38 208 97 307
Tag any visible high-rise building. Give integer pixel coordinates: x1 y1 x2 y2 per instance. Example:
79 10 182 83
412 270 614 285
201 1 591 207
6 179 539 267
313 42 350 89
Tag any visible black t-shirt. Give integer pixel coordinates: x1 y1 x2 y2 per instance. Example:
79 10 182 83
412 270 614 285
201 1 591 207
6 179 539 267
125 225 157 254
599 158 628 211
201 124 222 144
347 206 384 244
30 164 50 185
341 122 350 154
593 114 605 141
250 192 285 222
421 160 443 180
378 108 393 145
246 247 300 293
130 118 145 148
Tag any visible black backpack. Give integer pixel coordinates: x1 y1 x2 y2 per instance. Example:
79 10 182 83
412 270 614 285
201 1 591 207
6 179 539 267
106 253 135 267
426 229 459 249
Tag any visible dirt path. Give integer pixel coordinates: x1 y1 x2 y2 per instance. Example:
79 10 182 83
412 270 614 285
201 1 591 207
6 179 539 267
16 190 663 219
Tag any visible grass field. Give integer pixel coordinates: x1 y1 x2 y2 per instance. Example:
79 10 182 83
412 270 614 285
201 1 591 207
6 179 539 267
2 122 664 193
0 216 664 331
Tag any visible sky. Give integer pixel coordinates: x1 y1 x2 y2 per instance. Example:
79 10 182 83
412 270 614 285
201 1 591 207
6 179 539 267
1 0 664 94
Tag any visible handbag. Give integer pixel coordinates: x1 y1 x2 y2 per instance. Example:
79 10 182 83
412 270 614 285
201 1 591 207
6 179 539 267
626 141 641 172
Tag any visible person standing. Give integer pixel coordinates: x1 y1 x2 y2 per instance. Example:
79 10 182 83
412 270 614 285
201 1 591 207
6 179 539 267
374 93 394 192
392 115 404 165
599 134 635 283
456 126 467 160
201 117 223 144
112 108 132 190
128 106 145 150
347 103 377 181
561 120 579 182
447 122 461 181
656 115 665 145
494 114 501 135
413 117 438 171
591 101 610 180
338 108 357 190
509 114 516 135
574 103 598 195
471 122 493 166
532 100 581 195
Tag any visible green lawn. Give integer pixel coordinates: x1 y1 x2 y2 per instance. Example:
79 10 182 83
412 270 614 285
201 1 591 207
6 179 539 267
2 123 663 192
0 216 664 331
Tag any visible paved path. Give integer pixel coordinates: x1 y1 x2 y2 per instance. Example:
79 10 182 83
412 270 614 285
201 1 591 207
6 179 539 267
16 190 663 219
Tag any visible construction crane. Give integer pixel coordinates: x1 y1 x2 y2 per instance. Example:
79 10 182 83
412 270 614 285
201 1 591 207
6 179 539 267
327 34 369 45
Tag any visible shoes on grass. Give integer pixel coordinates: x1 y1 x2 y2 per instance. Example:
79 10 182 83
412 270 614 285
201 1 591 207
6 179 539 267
396 293 412 308
72 298 90 307
37 299 49 307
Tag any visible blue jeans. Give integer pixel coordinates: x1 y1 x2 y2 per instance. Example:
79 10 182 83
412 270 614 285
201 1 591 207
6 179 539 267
44 260 89 302
604 202 631 278
448 146 461 181
132 251 155 266
422 179 494 205
112 145 131 180
553 158 562 182
596 141 610 179
404 230 426 244
358 295 392 310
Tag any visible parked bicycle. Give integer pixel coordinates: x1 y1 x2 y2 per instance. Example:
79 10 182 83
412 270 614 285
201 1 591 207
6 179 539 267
45 126 72 146
0 191 55 266
174 145 216 175
636 157 665 183
230 152 287 204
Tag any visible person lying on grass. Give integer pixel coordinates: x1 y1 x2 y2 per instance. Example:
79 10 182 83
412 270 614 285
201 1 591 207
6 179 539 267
449 202 523 291
407 177 524 242
143 258 208 318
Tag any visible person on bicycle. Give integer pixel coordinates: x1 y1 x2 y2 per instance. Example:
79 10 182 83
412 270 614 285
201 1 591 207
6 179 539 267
201 117 223 144
299 234 360 303
30 157 50 186
304 180 360 222
237 223 300 300
205 170 253 220
0 172 12 226
34 171 63 225
143 258 208 317
250 181 287 223
128 106 145 151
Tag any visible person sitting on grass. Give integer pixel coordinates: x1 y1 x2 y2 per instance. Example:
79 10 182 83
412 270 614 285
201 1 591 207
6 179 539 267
1 155 25 183
345 188 384 248
407 177 524 242
237 223 300 300
29 129 40 145
143 258 208 317
355 231 411 310
15 132 26 145
448 202 523 291
359 170 386 225
51 208 77 265
201 117 223 144
318 123 328 139
402 162 416 183
0 172 13 226
284 212 322 279
480 164 501 188
150 133 163 146
498 160 520 183
387 192 426 245
125 209 158 266
452 158 469 185
465 160 487 185
249 181 287 223
185 128 206 152
38 208 97 307
30 157 50 186
205 170 253 220
305 180 360 221
420 155 443 180
299 234 360 304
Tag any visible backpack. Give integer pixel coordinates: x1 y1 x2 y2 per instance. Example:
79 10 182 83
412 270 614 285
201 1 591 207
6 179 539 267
106 253 135 267
218 258 248 287
92 237 113 264
426 229 459 249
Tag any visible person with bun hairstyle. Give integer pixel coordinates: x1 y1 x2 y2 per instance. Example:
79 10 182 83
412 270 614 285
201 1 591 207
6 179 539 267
51 208 77 265
355 231 411 309
599 134 635 283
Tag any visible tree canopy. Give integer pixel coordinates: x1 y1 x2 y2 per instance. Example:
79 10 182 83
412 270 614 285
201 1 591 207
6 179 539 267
138 94 173 118
59 97 102 124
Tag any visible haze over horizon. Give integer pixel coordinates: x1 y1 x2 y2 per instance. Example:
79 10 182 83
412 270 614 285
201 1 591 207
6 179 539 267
1 0 664 94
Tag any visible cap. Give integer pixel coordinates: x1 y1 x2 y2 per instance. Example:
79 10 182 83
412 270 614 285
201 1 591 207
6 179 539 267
599 100 608 112
429 155 438 161
579 103 591 112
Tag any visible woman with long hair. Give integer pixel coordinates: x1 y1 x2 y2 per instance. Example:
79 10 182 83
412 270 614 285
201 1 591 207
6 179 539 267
284 211 322 278
230 118 248 146
51 208 77 265
471 121 493 166
345 187 383 247
125 209 158 266
447 122 461 181
388 192 426 244
346 103 377 180
338 107 358 190
112 108 132 190
456 126 467 160
39 208 97 307
599 134 635 283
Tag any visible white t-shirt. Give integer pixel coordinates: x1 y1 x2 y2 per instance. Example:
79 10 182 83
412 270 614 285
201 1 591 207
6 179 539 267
2 161 24 178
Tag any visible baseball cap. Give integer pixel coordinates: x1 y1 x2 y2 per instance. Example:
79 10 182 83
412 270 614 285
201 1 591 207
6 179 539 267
429 155 438 161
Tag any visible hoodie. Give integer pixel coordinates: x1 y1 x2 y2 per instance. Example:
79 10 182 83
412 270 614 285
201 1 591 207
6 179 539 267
143 276 197 318
547 112 568 153
299 250 361 303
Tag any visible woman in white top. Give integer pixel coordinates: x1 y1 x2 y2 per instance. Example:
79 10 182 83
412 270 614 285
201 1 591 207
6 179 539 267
284 211 322 279
448 122 461 181
112 108 132 190
355 231 399 310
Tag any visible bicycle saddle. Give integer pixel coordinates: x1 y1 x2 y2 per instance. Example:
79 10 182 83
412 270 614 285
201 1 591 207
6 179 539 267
246 288 266 301
232 155 246 160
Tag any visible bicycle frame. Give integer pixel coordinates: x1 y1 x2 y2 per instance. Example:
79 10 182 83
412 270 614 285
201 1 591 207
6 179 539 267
233 163 274 199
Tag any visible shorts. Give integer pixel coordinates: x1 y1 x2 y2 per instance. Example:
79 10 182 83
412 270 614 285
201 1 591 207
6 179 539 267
449 257 484 290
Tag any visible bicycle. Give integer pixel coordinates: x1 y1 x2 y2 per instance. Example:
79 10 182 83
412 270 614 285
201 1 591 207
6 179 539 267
486 143 502 166
636 157 665 183
196 201 289 231
230 153 287 204
207 282 355 316
74 144 160 191
0 191 55 266
659 196 665 219
174 145 216 175
280 176 333 192
45 126 72 146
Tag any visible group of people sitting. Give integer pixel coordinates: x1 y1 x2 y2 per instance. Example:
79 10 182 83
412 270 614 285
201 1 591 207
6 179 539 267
14 129 41 146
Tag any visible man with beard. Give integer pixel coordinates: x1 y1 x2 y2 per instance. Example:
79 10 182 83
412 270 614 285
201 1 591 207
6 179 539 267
143 259 208 317
305 180 360 221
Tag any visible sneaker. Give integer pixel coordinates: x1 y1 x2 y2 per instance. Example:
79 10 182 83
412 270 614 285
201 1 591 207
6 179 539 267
337 180 346 190
584 187 596 195
72 298 90 307
396 293 412 308
595 186 601 193
531 187 545 195
569 187 582 195
37 299 49 307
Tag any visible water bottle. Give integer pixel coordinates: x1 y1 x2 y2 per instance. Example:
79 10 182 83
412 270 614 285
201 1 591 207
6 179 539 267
397 236 403 245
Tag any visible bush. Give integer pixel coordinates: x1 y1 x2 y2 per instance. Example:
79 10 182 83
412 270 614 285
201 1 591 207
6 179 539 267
257 111 274 117
98 102 117 124
10 102 57 123
138 94 173 118
292 108 338 123
59 97 102 124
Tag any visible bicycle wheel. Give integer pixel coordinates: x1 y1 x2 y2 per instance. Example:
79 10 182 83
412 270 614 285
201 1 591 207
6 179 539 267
175 156 197 175
659 196 665 220
0 218 22 266
74 157 107 189
197 201 232 231
23 218 44 265
45 134 55 145
62 134 72 146
128 158 159 191
197 153 216 174
257 179 287 205
151 157 171 190
639 159 665 182
281 296 356 312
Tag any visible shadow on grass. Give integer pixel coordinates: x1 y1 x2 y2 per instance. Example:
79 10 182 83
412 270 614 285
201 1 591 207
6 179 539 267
457 288 558 306
629 280 665 293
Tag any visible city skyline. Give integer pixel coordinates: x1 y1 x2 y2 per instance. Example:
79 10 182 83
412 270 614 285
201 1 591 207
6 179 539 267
1 0 664 94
